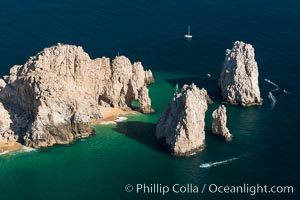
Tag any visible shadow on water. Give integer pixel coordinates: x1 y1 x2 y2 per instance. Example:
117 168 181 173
113 121 168 154
165 76 222 102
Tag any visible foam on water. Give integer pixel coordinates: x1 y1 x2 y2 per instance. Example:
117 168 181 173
0 151 9 156
0 146 35 156
114 117 128 122
99 121 117 125
99 116 128 125
21 146 35 152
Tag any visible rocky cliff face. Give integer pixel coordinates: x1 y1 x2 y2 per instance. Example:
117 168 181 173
156 84 210 156
211 105 232 141
0 43 154 148
219 41 262 106
0 102 17 143
138 86 154 114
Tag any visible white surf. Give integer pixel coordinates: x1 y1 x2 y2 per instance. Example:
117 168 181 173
0 151 9 156
99 116 128 125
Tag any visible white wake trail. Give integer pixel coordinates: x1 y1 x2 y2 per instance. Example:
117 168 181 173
265 78 280 108
200 157 239 168
264 79 279 92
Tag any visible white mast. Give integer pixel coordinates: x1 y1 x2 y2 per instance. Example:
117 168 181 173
184 25 193 38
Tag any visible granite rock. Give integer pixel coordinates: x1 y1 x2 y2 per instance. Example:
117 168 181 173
156 83 209 156
219 41 262 106
211 105 232 141
138 86 154 114
0 102 17 143
0 43 154 148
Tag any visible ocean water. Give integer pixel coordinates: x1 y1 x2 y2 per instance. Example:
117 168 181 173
0 0 299 199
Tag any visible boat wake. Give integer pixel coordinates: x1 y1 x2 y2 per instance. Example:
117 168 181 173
200 157 239 168
268 91 276 109
264 78 280 109
264 79 279 92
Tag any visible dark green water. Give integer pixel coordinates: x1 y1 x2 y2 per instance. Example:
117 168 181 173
0 0 299 199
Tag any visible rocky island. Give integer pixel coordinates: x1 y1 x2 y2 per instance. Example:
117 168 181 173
155 84 211 156
211 105 232 141
0 43 154 151
219 41 262 106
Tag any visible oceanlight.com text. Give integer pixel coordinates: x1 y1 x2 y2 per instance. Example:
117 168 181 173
124 183 294 196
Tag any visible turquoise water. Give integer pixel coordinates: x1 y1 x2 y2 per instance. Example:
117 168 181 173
0 0 299 199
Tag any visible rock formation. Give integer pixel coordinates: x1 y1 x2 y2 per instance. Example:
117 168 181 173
144 70 154 85
211 105 232 141
0 102 17 143
0 43 154 148
219 41 262 106
138 86 154 114
156 83 211 156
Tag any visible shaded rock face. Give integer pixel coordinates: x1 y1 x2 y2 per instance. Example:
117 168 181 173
0 102 17 143
211 105 232 141
0 43 154 148
138 86 154 114
219 41 262 106
156 84 209 156
144 70 154 85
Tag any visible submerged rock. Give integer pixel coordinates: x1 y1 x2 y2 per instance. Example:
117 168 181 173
211 105 232 141
0 43 154 148
156 83 210 156
219 41 262 106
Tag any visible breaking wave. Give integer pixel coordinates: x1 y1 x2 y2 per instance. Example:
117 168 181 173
0 146 36 157
21 146 35 152
99 116 128 125
114 117 128 122
0 151 9 156
99 121 117 125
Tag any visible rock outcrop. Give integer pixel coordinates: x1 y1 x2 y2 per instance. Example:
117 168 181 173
0 43 154 148
0 102 17 143
219 41 262 106
156 84 210 156
144 70 154 85
211 105 232 141
138 86 154 114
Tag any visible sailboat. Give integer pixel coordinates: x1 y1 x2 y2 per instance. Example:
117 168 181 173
184 25 193 39
174 83 179 95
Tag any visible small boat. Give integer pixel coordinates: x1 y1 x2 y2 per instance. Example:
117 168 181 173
184 25 193 39
200 163 211 168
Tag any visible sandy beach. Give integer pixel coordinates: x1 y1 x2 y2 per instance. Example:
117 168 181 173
0 106 136 154
98 106 136 122
0 140 23 154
